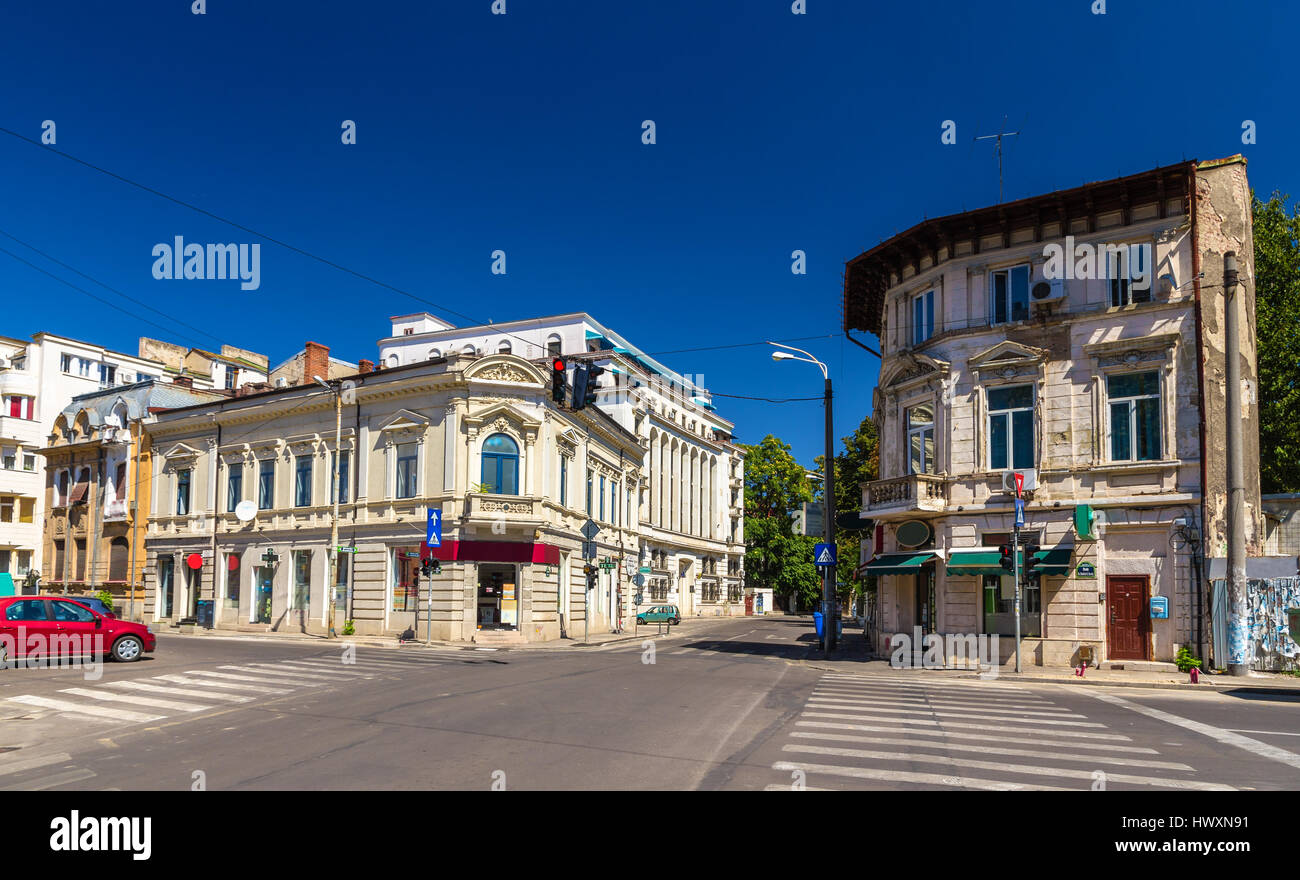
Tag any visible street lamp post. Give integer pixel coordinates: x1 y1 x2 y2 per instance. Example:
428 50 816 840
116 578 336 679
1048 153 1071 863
315 375 342 638
769 343 836 657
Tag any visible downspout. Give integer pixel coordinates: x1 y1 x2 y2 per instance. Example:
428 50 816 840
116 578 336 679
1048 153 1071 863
845 329 882 359
126 421 143 621
1189 162 1209 665
348 388 360 621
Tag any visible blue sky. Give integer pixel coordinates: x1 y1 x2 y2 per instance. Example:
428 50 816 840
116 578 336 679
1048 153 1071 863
1 0 1295 468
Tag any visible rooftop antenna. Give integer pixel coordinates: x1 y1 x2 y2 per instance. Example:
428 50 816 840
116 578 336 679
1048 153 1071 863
973 115 1021 204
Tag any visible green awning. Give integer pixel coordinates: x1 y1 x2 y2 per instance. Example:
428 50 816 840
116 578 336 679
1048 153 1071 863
945 549 1022 577
1029 547 1073 575
862 552 937 575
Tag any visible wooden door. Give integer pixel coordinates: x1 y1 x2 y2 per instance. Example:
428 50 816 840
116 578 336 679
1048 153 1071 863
1106 576 1149 660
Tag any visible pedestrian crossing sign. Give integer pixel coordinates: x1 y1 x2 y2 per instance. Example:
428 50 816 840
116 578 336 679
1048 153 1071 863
814 543 836 566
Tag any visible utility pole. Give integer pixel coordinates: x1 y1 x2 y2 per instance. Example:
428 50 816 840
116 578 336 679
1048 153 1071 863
1012 497 1022 674
974 116 1021 204
823 373 837 657
319 376 342 639
1224 252 1249 676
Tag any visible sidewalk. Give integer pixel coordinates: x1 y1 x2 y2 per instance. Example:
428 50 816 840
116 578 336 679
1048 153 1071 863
157 615 736 653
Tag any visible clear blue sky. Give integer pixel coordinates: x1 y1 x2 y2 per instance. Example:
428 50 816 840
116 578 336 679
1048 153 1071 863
2 1 1295 469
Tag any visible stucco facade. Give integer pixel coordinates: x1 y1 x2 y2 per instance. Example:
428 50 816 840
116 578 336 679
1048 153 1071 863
845 157 1260 667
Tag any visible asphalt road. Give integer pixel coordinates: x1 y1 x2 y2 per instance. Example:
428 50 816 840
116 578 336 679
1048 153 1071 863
2 616 1298 791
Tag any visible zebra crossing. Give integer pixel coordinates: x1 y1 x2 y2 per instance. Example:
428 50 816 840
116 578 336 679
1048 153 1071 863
0 649 475 733
765 671 1235 792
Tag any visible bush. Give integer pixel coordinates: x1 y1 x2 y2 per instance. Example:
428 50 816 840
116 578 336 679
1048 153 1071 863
1175 646 1202 673
94 589 115 614
342 620 356 636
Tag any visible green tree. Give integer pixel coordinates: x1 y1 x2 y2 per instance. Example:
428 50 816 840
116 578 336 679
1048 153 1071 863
740 435 820 609
815 415 880 603
1254 191 1300 493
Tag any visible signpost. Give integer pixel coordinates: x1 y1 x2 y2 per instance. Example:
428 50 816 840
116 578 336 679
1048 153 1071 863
1012 472 1024 674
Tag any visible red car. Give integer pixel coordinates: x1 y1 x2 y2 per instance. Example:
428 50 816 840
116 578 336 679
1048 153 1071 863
0 596 156 665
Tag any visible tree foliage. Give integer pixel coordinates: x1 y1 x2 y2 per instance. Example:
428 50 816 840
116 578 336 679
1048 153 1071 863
1254 191 1300 493
815 415 880 600
741 435 820 607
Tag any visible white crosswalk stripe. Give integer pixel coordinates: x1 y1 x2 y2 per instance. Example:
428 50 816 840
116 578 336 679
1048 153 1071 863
225 664 367 680
4 695 164 723
105 680 254 702
58 688 212 713
151 674 292 694
181 669 326 687
0 752 75 778
767 673 1236 791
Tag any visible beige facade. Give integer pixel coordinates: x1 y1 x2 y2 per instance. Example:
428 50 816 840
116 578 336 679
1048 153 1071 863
845 157 1260 667
142 353 643 642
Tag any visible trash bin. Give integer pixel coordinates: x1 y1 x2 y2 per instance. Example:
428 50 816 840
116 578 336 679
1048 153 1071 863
814 611 824 638
196 599 214 630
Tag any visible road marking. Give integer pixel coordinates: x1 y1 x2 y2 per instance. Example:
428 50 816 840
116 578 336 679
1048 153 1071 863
810 691 1076 715
821 674 1028 693
814 684 1055 706
0 752 75 778
796 720 1155 753
183 670 324 687
724 630 755 641
1083 689 1300 772
763 783 834 791
105 681 253 702
801 711 1131 740
781 744 1234 791
153 675 290 694
1229 728 1300 737
804 701 1100 726
252 661 376 676
5 695 163 723
0 768 97 791
220 665 342 680
788 731 1193 771
59 688 211 713
773 760 1070 791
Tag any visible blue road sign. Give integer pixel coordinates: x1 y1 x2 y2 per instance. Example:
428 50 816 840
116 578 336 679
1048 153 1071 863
814 543 837 566
426 507 442 547
1014 498 1025 528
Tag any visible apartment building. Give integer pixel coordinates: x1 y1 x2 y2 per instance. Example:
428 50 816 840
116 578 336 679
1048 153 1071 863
378 312 748 618
142 352 643 642
845 156 1260 667
40 380 225 609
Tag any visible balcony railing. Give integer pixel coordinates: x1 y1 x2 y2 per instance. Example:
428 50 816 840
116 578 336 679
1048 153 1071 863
465 493 543 521
862 473 948 516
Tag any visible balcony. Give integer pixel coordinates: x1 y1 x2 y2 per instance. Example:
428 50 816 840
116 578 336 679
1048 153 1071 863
464 493 544 525
862 473 948 518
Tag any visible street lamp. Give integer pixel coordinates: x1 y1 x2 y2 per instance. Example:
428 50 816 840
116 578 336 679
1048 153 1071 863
768 342 836 657
315 375 343 638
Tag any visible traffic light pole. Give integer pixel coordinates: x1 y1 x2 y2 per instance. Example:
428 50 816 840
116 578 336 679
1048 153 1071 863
823 375 836 658
1012 511 1022 674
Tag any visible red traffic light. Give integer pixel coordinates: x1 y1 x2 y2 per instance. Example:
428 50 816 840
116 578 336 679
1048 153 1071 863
553 357 566 372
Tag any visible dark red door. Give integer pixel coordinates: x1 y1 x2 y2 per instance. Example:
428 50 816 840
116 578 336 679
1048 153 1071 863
1107 576 1149 660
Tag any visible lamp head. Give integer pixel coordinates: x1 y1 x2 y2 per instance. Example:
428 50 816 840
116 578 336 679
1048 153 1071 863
772 351 795 362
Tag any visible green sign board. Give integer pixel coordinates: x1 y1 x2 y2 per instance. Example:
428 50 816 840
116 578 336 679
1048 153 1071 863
337 546 357 553
639 566 652 574
1076 561 1096 579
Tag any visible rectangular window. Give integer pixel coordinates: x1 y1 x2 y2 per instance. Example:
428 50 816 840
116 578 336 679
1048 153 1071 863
56 470 69 506
227 463 243 512
114 461 127 501
1 450 13 469
77 359 90 377
586 470 593 515
0 497 13 522
612 482 619 527
599 474 606 521
331 451 350 504
23 454 35 471
99 363 115 385
225 553 241 610
61 354 72 373
1108 371 1161 462
912 289 935 346
906 402 936 475
224 369 236 390
7 396 33 419
176 468 191 516
396 443 418 499
559 455 568 507
19 498 34 523
295 454 313 507
987 385 1034 470
1107 243 1152 307
258 459 274 510
989 264 1030 325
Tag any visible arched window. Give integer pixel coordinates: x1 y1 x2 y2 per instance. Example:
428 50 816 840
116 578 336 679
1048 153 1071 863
497 340 512 354
480 433 519 495
387 354 399 367
546 334 563 357
427 348 441 360
462 344 477 357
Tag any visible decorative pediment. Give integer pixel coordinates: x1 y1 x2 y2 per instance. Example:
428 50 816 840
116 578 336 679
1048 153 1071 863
464 401 540 442
969 340 1048 382
1083 332 1179 369
378 409 431 435
162 442 202 462
879 352 951 392
464 354 547 386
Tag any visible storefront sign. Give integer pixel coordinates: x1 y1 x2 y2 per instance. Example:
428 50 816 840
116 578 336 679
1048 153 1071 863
1076 562 1096 579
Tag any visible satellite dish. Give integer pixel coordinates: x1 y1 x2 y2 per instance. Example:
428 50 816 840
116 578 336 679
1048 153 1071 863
234 500 257 522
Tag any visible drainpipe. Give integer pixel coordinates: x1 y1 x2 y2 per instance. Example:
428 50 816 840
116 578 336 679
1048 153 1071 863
126 421 142 622
1189 163 1210 666
1224 251 1249 677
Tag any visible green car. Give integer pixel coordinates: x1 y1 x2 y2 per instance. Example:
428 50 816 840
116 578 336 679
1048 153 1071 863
637 605 680 626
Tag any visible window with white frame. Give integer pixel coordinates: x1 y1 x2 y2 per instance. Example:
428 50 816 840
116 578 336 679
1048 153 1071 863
912 289 935 346
1107 241 1153 307
989 264 1030 325
987 384 1034 470
1108 371 1161 461
396 442 419 499
906 402 936 474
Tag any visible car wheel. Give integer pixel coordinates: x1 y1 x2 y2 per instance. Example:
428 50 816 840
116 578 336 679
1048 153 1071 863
111 635 143 662
670 618 679 625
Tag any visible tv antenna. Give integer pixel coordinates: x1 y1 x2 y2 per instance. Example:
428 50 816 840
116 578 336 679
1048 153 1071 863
974 115 1022 203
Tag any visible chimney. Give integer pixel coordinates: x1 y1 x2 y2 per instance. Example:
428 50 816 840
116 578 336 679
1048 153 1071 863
359 359 374 374
304 341 329 385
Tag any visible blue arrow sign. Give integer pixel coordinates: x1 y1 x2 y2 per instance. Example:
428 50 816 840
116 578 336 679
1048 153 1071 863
426 507 442 547
814 543 837 566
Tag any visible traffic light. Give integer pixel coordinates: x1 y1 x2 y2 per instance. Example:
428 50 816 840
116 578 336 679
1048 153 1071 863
583 364 604 408
998 545 1014 573
583 563 597 589
1024 542 1041 571
572 365 590 411
420 557 442 577
551 357 567 405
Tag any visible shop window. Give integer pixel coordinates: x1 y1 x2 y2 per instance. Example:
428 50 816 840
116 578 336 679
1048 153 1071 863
108 538 129 582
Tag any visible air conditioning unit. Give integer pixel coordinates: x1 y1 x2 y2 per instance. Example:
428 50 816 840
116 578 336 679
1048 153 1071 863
274 377 289 388
1031 278 1067 306
0 356 9 369
1001 469 1038 493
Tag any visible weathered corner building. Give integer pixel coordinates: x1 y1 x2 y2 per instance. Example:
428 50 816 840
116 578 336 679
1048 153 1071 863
845 156 1259 667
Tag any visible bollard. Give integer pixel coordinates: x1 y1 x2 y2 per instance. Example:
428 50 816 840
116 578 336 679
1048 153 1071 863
1189 667 1199 684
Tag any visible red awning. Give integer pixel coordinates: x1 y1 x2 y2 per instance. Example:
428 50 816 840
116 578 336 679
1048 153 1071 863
421 540 560 565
